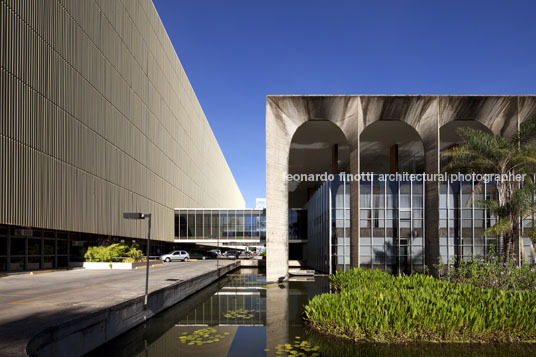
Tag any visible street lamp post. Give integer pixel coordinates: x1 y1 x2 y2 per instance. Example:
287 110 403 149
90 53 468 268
123 212 152 308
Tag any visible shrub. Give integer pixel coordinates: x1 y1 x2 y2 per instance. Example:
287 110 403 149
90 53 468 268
127 244 143 260
438 253 536 292
84 246 112 262
84 243 144 262
304 268 536 343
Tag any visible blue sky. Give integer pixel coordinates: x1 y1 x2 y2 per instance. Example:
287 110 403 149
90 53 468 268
152 0 536 207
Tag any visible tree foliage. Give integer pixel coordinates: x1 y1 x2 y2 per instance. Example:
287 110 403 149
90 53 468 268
442 118 536 261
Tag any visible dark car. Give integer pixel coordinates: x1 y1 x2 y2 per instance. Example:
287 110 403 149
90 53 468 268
223 250 241 259
188 250 219 260
205 251 219 259
189 251 207 260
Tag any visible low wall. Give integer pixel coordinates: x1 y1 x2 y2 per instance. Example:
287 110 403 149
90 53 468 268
69 262 151 270
239 259 265 268
26 261 239 357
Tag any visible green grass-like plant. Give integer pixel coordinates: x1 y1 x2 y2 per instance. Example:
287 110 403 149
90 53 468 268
305 268 536 343
84 243 144 262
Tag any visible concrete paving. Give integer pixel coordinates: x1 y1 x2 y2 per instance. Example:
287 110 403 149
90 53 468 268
0 260 238 356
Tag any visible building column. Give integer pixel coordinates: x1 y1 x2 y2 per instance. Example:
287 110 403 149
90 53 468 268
266 102 293 283
423 99 441 276
424 150 440 275
389 144 398 174
350 148 360 268
331 144 338 173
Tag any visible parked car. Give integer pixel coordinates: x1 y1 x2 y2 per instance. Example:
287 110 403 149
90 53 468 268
223 250 241 259
159 250 189 262
188 250 218 260
189 251 207 260
205 251 219 259
208 249 222 256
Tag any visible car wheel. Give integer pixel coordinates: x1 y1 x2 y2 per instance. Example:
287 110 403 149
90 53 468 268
183 257 189 262
165 258 171 262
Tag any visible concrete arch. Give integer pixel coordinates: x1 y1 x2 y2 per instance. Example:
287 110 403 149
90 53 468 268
288 120 350 208
359 120 425 174
266 96 360 282
439 120 493 167
439 97 519 138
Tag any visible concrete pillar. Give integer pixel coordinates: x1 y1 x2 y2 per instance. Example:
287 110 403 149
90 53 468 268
331 144 338 173
266 101 294 283
424 153 440 275
350 148 360 268
423 100 441 275
389 144 398 174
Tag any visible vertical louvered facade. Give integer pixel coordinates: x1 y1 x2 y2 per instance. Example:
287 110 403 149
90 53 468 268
0 0 244 250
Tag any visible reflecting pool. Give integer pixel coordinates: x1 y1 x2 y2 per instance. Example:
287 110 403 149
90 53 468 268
86 268 536 357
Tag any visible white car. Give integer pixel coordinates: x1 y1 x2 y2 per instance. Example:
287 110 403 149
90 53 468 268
159 250 189 262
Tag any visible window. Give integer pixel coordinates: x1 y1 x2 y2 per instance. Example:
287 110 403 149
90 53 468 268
178 211 187 238
187 211 195 238
11 238 25 256
0 237 6 255
195 212 203 239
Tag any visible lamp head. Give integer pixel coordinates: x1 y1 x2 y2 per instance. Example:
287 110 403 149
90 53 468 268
123 212 146 220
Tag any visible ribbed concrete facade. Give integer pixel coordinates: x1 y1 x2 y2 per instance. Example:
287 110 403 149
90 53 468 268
0 0 244 242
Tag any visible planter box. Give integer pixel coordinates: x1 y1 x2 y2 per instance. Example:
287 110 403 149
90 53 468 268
69 261 149 270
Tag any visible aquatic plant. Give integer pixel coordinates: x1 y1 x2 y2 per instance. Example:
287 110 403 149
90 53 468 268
223 309 255 319
305 268 536 343
264 336 320 356
179 328 229 345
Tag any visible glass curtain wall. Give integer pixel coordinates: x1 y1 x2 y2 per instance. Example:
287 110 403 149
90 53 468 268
289 209 307 240
174 209 266 242
359 175 425 274
518 174 535 263
439 178 498 263
303 177 350 274
332 177 350 272
303 180 331 273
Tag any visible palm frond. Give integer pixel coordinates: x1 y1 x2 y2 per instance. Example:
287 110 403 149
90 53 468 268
514 117 536 146
484 217 511 237
476 199 501 214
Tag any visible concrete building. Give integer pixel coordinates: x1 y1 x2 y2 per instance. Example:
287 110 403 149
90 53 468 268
266 95 536 282
0 0 244 272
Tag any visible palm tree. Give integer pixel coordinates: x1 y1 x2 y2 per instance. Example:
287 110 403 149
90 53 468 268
442 118 536 262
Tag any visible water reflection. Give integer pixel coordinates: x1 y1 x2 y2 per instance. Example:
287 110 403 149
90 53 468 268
87 269 536 357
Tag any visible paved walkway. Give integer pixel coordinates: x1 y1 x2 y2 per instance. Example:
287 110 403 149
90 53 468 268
0 260 237 356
